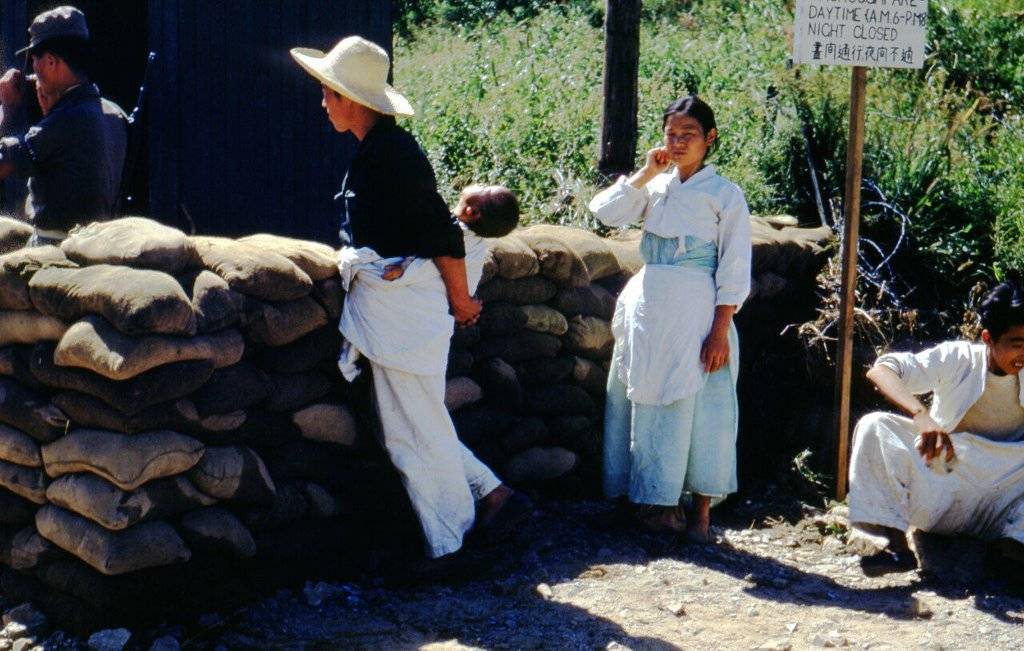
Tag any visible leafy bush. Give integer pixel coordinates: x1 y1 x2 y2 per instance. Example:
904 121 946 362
395 0 1024 311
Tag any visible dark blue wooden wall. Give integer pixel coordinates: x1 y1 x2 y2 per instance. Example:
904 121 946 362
149 1 392 244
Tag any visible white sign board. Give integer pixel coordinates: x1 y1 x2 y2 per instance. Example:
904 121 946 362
793 0 928 69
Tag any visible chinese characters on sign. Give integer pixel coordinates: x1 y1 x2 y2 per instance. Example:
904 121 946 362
793 0 928 69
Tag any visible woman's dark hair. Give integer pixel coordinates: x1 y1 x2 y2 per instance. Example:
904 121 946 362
31 37 92 78
662 95 718 157
979 278 1024 341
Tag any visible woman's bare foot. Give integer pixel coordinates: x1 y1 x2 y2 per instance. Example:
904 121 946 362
685 495 714 544
636 504 686 534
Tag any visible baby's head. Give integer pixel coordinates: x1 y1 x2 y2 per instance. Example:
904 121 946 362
455 184 519 238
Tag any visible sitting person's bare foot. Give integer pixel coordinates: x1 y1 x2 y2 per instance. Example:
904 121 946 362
850 523 916 575
635 504 686 534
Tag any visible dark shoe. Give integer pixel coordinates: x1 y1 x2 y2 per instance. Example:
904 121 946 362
635 504 686 534
471 490 533 546
859 548 918 577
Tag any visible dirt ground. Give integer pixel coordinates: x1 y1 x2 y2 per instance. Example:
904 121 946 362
180 495 1024 650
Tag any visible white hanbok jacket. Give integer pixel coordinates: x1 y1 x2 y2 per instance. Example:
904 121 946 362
874 341 1024 433
588 165 751 405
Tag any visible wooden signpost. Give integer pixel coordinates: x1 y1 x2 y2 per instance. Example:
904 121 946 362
792 0 929 500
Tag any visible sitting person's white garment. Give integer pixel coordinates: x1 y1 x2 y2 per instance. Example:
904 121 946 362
336 227 499 558
849 341 1024 544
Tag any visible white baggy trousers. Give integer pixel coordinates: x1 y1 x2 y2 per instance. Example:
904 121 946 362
370 362 501 558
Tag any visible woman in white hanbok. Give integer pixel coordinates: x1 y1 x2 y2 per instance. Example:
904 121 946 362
589 96 751 542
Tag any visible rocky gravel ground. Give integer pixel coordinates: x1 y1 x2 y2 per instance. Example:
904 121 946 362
2 496 1023 650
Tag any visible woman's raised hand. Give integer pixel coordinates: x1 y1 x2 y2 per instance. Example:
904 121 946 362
627 146 672 189
643 146 671 175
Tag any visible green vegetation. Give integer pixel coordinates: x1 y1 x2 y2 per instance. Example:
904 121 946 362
394 1 1024 310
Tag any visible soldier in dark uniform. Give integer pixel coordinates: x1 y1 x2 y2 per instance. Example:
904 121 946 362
0 6 128 245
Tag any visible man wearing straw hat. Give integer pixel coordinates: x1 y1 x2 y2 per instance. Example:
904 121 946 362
292 36 531 566
0 6 127 245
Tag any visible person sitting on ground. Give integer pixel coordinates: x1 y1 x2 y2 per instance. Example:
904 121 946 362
0 6 128 246
848 279 1024 570
383 184 519 281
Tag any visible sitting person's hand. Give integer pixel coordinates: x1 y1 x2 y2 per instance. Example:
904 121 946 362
381 264 404 281
913 411 955 464
450 294 482 327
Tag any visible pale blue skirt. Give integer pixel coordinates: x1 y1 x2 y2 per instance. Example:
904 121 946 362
602 232 739 505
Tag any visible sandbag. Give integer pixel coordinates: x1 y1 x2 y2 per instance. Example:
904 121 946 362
564 315 615 360
178 507 256 558
480 247 498 285
504 446 577 485
45 474 214 531
260 440 351 489
487 234 540 280
29 264 197 335
0 346 40 388
525 384 597 417
0 490 37 525
264 371 333 413
475 357 523 410
244 482 308 532
291 403 358 446
243 296 328 347
0 460 47 504
0 217 32 253
188 446 276 505
190 236 313 301
521 304 569 336
444 377 483 412
54 315 244 381
4 525 54 570
447 348 474 379
53 392 200 435
603 231 643 276
0 425 41 467
477 276 557 305
556 226 620 280
573 356 608 397
32 343 215 415
238 234 338 281
253 327 340 374
312 277 344 320
451 406 515 464
451 323 481 350
203 408 297 449
513 356 576 385
61 217 196 272
36 505 191 575
190 361 272 417
0 310 69 346
0 245 74 310
516 225 591 287
176 269 246 334
547 416 600 457
41 429 205 492
297 481 342 518
0 377 68 443
501 417 550 455
478 301 527 337
551 284 616 320
472 331 562 363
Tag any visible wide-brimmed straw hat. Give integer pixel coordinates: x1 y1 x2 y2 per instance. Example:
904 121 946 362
290 36 413 117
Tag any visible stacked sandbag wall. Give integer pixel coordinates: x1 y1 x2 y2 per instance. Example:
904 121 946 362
447 218 834 494
0 218 374 624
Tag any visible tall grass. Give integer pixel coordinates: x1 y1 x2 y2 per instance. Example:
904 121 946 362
395 0 1024 309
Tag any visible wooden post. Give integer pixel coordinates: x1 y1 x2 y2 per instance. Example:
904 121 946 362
833 66 868 501
599 0 641 177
